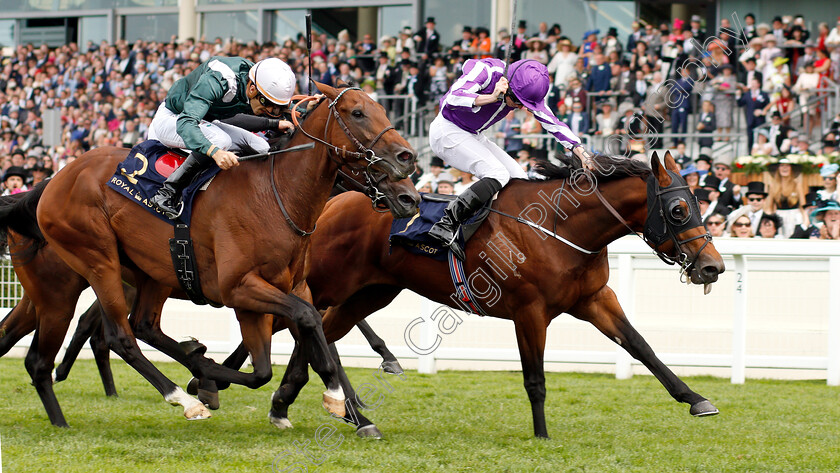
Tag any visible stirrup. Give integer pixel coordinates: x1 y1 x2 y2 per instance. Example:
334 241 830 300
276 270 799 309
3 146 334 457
154 199 184 220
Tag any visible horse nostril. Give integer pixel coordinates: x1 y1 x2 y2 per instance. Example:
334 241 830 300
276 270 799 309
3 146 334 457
398 151 413 163
701 265 720 280
399 194 418 206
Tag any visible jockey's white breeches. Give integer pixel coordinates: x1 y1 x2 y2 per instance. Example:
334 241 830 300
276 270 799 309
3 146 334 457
428 114 527 187
147 102 269 155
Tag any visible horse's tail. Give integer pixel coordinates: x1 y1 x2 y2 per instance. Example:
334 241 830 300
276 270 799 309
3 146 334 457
0 180 49 257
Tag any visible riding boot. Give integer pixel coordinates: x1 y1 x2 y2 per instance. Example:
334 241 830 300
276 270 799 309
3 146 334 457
151 151 212 219
427 177 503 261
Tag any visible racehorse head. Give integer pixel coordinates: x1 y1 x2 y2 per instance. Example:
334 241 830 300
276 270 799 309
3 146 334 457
644 151 724 288
333 166 420 218
312 82 419 218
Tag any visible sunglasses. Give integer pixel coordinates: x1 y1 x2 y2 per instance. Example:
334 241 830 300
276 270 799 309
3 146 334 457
255 92 284 117
505 91 523 107
748 197 764 202
823 176 837 180
733 222 751 228
707 220 724 225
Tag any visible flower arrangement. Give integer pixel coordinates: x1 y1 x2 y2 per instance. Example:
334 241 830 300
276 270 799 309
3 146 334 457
733 154 773 174
733 154 835 174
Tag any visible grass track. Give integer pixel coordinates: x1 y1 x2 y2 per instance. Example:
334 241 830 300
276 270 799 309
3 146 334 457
1 358 839 472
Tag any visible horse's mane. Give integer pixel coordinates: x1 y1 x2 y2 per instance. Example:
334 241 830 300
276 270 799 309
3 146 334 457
535 153 651 183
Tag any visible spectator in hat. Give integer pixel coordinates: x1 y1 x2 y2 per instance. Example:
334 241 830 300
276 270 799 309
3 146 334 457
695 154 712 182
694 188 712 219
766 157 806 237
524 37 549 65
818 163 839 202
810 200 840 240
29 164 51 186
415 156 454 191
700 174 730 219
471 27 493 60
728 214 755 238
751 129 774 156
2 166 29 195
727 181 768 234
790 191 823 238
792 61 822 136
414 17 440 60
705 212 727 237
493 28 512 60
690 15 706 42
547 39 578 89
757 213 783 238
435 180 455 195
512 20 528 61
713 161 740 209
680 165 706 192
396 26 415 54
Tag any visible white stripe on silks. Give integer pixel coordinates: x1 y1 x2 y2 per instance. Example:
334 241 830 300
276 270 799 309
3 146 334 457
208 59 237 103
478 101 509 132
533 109 579 149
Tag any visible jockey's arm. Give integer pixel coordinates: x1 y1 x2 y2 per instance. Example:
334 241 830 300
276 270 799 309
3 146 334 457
219 114 292 132
530 106 592 165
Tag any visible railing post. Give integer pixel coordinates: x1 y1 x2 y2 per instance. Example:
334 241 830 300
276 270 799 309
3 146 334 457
732 254 748 384
615 253 634 379
828 257 840 386
417 297 437 374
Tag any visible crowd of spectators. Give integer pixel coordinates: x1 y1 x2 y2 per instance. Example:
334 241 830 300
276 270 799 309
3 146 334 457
1 12 839 216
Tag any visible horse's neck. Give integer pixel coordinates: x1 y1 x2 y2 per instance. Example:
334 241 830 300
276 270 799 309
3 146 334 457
271 111 338 230
523 175 648 252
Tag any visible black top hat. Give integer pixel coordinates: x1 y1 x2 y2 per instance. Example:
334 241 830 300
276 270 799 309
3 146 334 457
805 192 823 208
378 52 389 59
3 166 29 182
703 175 722 191
696 154 712 163
429 156 445 167
770 110 782 119
694 188 711 203
399 58 414 67
744 181 768 197
518 20 527 29
607 27 618 37
772 16 783 23
462 26 472 34
425 17 436 24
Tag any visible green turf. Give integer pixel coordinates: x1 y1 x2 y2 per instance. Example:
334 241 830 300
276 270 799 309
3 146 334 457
1 358 839 472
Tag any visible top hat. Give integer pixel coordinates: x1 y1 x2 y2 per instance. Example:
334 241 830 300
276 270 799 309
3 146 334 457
744 181 768 197
462 26 472 34
694 188 711 203
2 166 29 182
429 156 445 167
518 20 527 30
703 175 722 191
425 17 436 24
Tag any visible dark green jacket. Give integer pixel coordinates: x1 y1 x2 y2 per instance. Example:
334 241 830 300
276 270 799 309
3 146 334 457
164 56 253 156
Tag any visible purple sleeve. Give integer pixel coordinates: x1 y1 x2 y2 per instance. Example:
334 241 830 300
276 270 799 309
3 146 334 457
531 107 582 150
442 59 495 109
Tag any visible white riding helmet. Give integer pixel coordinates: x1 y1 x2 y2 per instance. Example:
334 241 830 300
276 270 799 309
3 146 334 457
248 58 295 106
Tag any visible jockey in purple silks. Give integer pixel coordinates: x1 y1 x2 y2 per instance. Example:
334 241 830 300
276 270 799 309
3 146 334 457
427 57 593 260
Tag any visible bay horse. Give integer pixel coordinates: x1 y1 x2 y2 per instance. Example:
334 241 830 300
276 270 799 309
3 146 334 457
268 151 725 438
0 82 418 426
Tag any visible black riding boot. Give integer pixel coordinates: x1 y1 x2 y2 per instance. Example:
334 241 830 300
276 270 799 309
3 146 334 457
427 177 502 261
151 151 212 219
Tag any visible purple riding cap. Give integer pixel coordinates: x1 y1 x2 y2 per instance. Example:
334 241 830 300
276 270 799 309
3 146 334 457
440 58 581 149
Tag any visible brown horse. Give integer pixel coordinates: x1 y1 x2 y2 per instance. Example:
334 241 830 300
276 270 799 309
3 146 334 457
1 82 418 426
270 151 725 438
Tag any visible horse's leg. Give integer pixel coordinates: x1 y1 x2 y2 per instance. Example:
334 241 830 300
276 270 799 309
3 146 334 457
0 296 36 357
355 319 403 375
328 342 382 438
25 311 76 427
89 314 117 397
569 286 719 416
513 309 550 439
271 286 402 431
53 300 100 383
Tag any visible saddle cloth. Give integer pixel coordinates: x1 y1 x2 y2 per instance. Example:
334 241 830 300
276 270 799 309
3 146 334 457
389 193 491 262
107 140 222 225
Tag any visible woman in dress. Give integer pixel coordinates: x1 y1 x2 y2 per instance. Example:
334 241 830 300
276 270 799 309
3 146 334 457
765 158 806 237
547 39 578 90
711 64 736 137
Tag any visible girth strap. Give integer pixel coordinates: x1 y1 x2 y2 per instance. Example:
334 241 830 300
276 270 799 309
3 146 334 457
169 223 222 307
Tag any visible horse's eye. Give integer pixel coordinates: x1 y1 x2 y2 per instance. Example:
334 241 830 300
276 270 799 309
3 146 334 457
351 109 363 118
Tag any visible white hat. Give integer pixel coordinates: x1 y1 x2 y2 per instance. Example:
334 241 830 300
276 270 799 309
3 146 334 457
249 58 295 105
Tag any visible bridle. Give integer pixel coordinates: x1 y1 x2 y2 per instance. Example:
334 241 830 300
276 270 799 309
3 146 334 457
333 164 390 212
592 166 711 281
291 87 404 212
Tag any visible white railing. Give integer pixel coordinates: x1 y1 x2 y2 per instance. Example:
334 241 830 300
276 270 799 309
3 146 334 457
6 238 840 385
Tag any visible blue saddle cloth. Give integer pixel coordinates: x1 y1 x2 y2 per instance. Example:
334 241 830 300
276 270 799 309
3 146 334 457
390 193 486 261
107 140 222 225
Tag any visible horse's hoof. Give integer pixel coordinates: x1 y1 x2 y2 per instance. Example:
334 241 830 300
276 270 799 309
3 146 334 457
198 388 220 410
269 414 293 430
323 390 346 418
179 339 207 357
356 424 382 439
186 377 199 395
380 360 404 375
184 403 212 420
690 400 719 417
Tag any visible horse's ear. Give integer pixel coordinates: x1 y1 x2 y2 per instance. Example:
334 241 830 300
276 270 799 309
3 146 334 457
662 150 680 173
650 151 673 186
315 81 337 99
